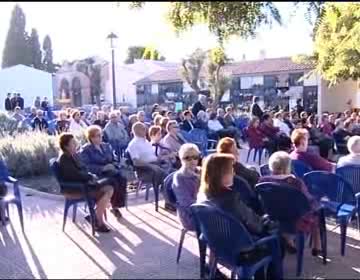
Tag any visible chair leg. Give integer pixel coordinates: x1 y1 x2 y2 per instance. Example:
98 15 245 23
340 216 348 256
253 148 258 162
246 149 251 163
63 200 71 232
176 228 187 263
296 232 305 277
15 202 24 232
0 204 7 226
209 252 217 279
72 204 78 223
125 189 129 211
154 184 160 212
198 239 207 279
258 149 263 165
88 200 97 236
319 208 327 264
136 181 142 197
145 184 150 201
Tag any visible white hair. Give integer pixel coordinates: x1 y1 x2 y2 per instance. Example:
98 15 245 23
199 94 207 103
268 151 291 174
179 143 200 160
197 110 207 121
347 136 360 154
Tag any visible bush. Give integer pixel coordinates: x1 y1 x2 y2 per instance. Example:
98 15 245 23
0 112 18 136
0 132 59 177
0 130 89 178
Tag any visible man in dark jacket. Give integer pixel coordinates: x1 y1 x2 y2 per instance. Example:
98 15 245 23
180 110 195 132
17 93 24 110
10 93 18 110
191 94 207 118
295 99 304 117
5 93 12 112
250 96 263 120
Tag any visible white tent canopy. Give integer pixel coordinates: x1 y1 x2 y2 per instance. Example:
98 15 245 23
0 64 54 110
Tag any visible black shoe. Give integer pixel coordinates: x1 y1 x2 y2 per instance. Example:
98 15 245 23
95 224 111 233
110 208 122 219
311 249 322 257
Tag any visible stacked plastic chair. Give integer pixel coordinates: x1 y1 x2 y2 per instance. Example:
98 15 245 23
0 159 24 231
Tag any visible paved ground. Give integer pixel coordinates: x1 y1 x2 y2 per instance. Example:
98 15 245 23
1 149 360 279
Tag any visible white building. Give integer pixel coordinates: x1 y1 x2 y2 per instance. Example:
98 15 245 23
105 59 179 108
0 64 54 110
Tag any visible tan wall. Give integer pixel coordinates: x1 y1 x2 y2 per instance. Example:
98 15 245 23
54 71 91 106
320 79 357 113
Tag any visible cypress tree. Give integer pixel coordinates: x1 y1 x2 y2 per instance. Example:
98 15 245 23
42 35 55 73
28 28 42 69
2 5 31 68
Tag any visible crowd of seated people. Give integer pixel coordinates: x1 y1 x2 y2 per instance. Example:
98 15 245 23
7 97 360 280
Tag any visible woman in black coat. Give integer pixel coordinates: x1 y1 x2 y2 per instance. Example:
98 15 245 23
251 96 264 120
57 133 114 233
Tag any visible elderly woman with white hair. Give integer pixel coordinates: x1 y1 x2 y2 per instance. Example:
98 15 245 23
259 151 321 256
172 143 201 231
194 110 208 131
337 135 360 168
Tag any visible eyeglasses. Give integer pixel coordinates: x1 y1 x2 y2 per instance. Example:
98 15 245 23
183 155 200 161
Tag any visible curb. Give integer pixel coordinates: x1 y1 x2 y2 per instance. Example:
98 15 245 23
18 184 65 202
17 183 141 202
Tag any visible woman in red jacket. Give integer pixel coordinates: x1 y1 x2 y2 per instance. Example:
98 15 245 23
247 116 277 155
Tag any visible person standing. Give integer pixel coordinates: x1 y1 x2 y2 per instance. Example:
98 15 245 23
5 93 12 112
295 99 304 117
17 93 24 110
192 94 207 118
10 93 18 111
34 96 41 109
41 97 49 111
250 96 263 120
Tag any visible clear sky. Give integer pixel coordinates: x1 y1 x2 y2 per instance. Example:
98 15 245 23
0 2 314 66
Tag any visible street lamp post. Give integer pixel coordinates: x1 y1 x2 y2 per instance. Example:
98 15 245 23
107 32 118 109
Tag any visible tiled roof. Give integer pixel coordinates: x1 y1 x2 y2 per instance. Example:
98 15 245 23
227 57 314 76
134 56 315 85
134 68 182 84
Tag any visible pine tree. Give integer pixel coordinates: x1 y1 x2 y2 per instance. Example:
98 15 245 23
28 28 42 69
42 35 55 73
2 5 31 68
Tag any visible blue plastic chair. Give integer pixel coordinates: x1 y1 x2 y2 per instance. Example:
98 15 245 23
163 172 177 211
291 160 313 178
49 158 98 236
256 182 327 276
303 171 356 256
164 173 207 276
124 151 159 212
191 202 283 279
260 164 271 176
0 160 24 232
336 165 360 231
188 128 217 156
163 172 190 263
